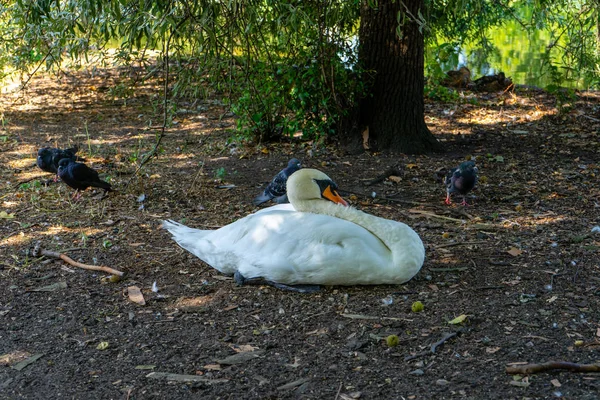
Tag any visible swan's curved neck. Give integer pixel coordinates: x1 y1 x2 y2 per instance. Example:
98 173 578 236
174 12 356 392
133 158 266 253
293 200 395 247
294 199 424 282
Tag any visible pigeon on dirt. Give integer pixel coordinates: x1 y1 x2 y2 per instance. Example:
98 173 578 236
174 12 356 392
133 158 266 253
253 158 302 206
437 160 478 206
37 146 83 174
57 158 113 199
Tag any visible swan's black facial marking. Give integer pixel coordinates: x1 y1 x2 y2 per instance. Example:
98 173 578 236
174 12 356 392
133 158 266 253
314 179 348 206
315 179 338 197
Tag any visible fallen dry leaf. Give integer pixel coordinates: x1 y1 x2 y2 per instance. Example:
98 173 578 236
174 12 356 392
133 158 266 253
217 350 265 365
550 379 561 387
0 211 15 219
507 247 523 256
0 350 31 366
306 328 328 336
146 372 228 384
232 344 259 353
127 286 146 305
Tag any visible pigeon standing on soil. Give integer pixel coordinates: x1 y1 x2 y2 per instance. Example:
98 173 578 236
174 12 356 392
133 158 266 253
253 158 302 206
57 158 113 199
438 160 478 206
37 146 83 175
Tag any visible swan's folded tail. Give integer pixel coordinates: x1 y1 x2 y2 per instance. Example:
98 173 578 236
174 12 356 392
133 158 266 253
162 220 210 248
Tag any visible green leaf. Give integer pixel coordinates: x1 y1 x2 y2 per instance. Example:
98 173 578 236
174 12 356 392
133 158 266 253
448 314 468 325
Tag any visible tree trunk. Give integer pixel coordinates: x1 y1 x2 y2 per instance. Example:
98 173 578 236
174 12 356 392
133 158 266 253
356 0 441 154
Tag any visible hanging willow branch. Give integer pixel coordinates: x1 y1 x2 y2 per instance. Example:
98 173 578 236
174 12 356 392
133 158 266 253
126 13 190 187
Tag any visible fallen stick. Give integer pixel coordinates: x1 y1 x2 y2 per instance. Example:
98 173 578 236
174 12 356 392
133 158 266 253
407 209 465 223
404 329 465 361
434 240 488 249
506 361 600 375
365 167 402 186
338 189 424 206
32 242 125 277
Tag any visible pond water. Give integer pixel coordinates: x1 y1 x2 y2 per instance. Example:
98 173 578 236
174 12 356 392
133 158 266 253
427 18 592 90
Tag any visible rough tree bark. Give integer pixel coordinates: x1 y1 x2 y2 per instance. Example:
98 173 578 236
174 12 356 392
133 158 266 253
356 0 441 154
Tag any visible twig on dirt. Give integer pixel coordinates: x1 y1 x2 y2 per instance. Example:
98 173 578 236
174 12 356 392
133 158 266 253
488 259 511 266
429 267 468 272
523 335 551 342
334 382 343 400
474 285 504 291
32 242 124 277
300 311 330 323
0 261 15 270
392 290 419 296
452 208 474 220
146 371 229 384
434 240 488 249
340 313 409 322
407 209 465 223
379 196 428 206
365 166 402 186
338 189 424 206
572 262 582 284
582 114 600 122
404 329 466 361
506 361 600 375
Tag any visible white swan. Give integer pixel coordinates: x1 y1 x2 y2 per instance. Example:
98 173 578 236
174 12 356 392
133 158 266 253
162 168 425 289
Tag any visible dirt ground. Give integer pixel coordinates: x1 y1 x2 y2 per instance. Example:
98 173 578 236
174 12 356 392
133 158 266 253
1 68 600 400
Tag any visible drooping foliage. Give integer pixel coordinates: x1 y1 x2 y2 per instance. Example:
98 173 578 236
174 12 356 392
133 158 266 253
1 0 600 143
1 0 363 142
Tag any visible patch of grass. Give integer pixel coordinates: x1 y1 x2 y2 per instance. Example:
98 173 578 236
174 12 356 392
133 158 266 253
214 167 227 181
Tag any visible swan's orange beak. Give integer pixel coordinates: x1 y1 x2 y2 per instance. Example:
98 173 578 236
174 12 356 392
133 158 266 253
323 186 349 207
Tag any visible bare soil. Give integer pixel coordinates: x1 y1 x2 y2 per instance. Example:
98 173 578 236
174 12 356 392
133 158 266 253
1 69 600 400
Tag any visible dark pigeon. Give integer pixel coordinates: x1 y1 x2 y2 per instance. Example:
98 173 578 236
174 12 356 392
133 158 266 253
440 160 478 206
57 158 112 199
253 158 302 206
37 146 84 176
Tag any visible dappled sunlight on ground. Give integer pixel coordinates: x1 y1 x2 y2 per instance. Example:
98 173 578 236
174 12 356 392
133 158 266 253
2 66 600 400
